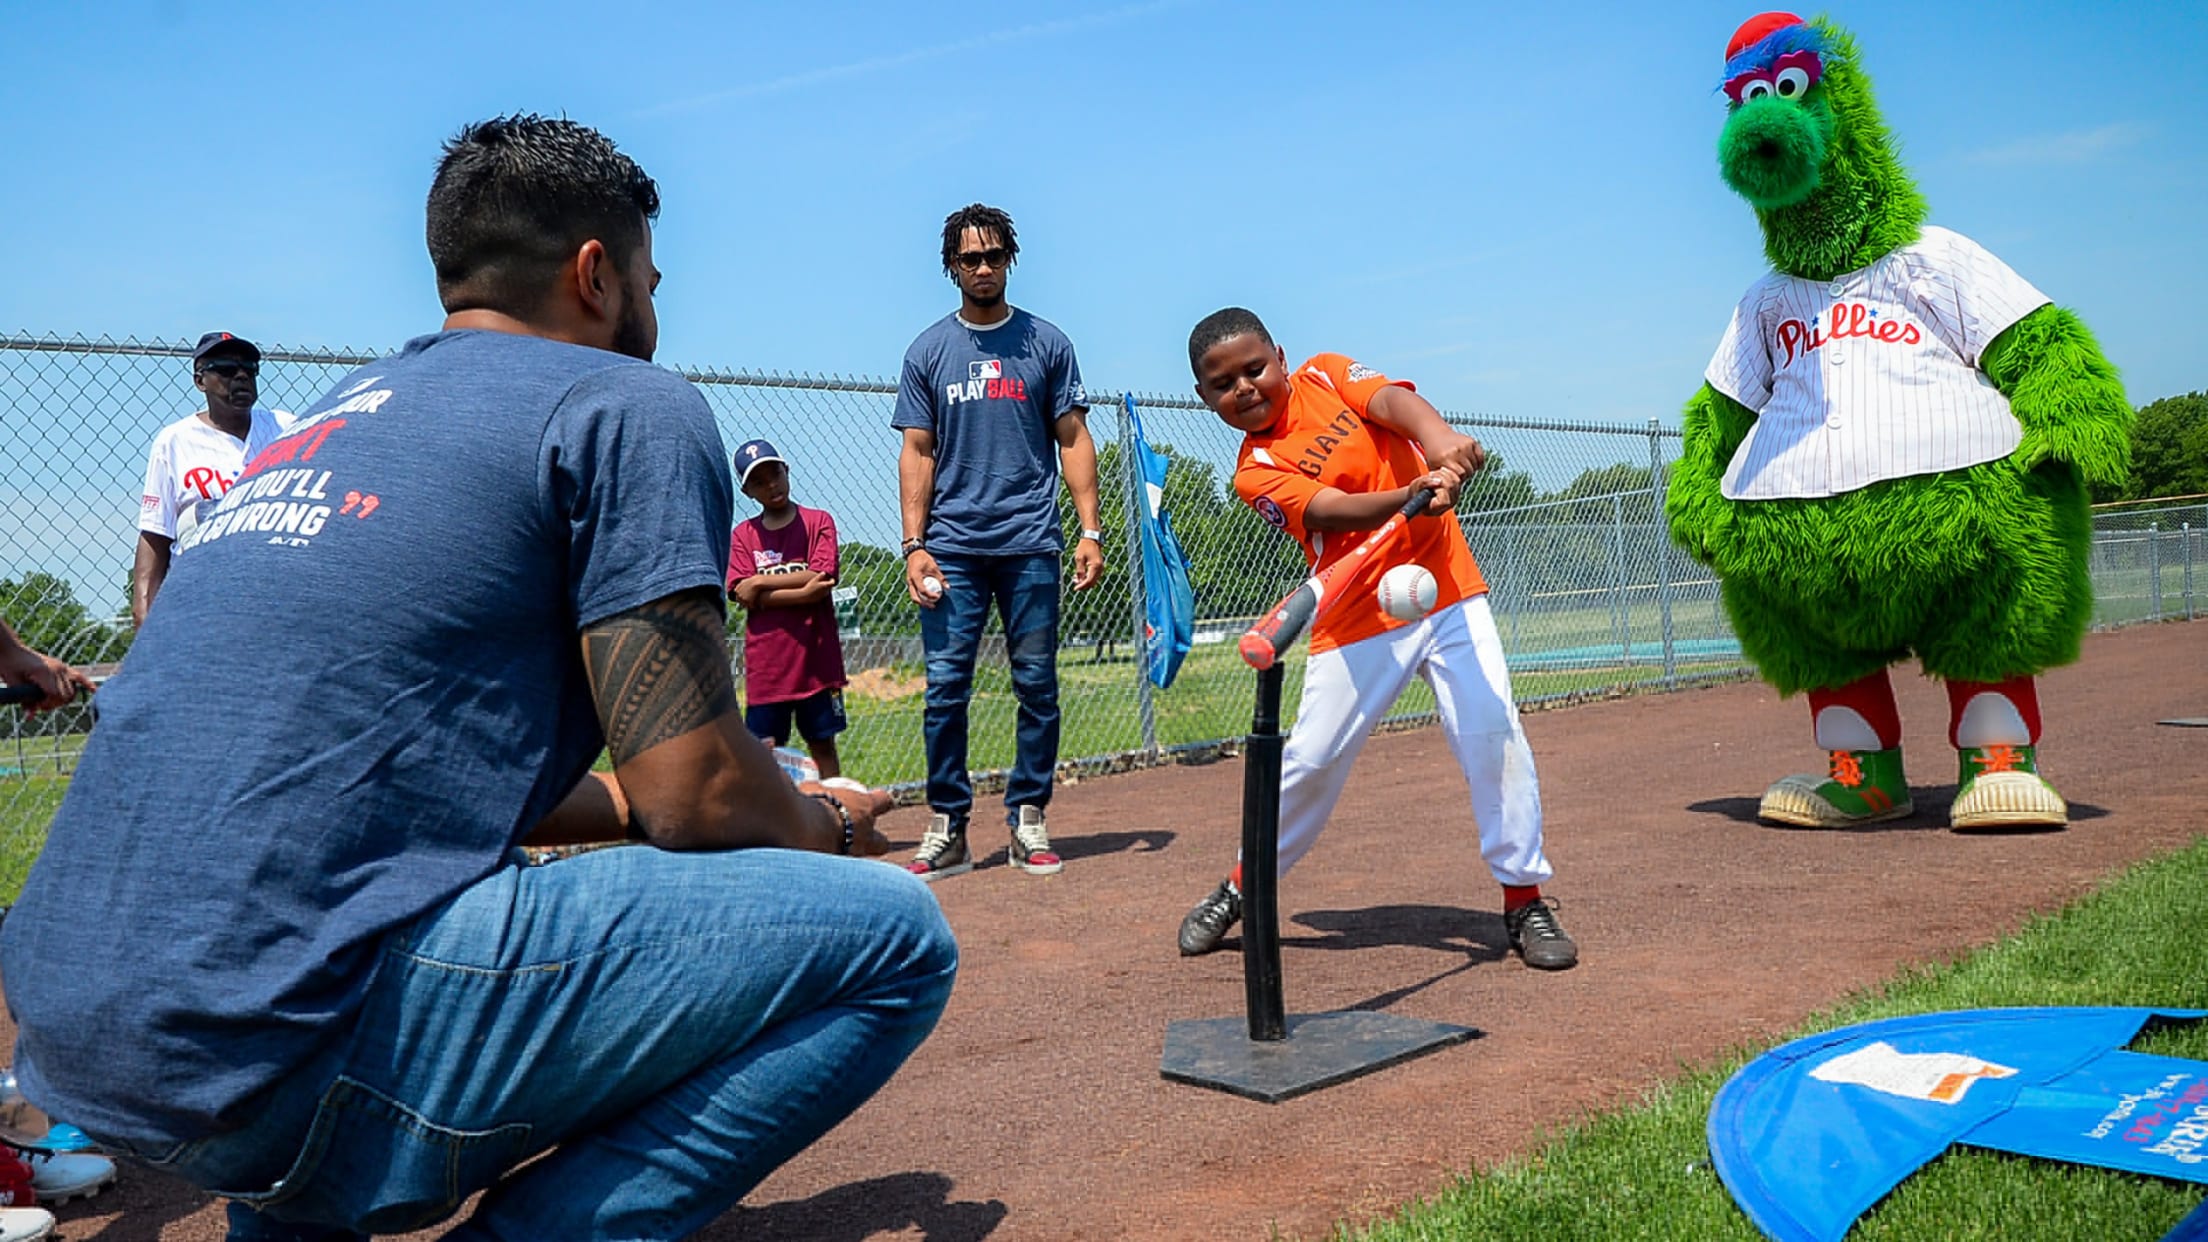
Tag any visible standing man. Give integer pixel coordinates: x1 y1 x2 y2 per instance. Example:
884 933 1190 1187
132 333 292 628
893 204 1104 881
2 115 954 1242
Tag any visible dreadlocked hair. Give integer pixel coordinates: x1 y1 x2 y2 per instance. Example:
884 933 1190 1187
939 203 1019 275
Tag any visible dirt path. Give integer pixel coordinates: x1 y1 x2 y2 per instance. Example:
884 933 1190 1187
20 621 2207 1241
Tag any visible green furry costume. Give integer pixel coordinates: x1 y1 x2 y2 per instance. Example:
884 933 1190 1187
1664 13 2132 829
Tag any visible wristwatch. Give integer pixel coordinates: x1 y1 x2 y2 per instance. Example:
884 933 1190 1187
1079 528 1104 542
809 792 855 855
901 536 926 558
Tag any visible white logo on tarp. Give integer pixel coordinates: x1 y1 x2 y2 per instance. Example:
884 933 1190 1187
1810 1042 2018 1105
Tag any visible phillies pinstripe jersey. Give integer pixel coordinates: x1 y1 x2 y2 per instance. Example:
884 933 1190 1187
1706 226 2051 500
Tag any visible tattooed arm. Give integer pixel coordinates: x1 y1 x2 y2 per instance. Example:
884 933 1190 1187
569 586 889 853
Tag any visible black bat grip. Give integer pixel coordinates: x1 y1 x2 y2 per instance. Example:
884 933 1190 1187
0 684 46 706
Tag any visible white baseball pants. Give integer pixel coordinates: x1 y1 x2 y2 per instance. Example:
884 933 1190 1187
1252 594 1553 888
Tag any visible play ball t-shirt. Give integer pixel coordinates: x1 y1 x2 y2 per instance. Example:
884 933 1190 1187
0 329 733 1148
1231 353 1486 653
891 308 1087 556
728 504 847 705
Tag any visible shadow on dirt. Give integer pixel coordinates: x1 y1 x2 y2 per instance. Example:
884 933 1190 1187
708 1170 1008 1241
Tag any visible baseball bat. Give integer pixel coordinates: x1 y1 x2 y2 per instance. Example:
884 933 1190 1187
1238 486 1436 671
0 684 45 706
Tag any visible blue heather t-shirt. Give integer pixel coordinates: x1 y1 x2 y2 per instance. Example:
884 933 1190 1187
0 330 732 1147
891 308 1086 556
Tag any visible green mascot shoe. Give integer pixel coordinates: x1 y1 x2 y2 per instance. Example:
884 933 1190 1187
1759 747 1913 828
1950 745 2067 831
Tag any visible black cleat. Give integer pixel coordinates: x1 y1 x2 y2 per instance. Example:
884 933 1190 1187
1178 880 1242 956
1503 897 1579 971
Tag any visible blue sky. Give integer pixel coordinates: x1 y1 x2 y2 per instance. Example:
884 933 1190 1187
6 0 2205 424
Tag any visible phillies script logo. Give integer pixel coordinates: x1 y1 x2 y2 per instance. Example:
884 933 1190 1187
1775 301 1923 367
183 465 232 501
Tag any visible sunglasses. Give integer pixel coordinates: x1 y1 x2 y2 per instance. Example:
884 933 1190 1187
200 359 258 378
953 247 1011 272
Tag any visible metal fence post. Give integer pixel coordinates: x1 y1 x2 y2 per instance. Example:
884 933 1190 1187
1119 394 1158 754
1649 418 1676 686
2184 522 2196 622
2149 522 2163 622
1610 493 1630 660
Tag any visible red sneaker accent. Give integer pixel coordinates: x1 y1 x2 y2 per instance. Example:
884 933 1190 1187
0 1149 36 1207
1808 670 1902 750
1945 676 2042 748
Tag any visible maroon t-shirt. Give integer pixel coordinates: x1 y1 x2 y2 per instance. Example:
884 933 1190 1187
727 505 846 704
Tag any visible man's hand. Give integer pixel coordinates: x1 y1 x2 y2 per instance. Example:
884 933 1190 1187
1420 427 1487 478
905 549 944 608
0 630 94 715
1415 461 1469 513
801 779 895 857
1070 538 1104 591
729 577 762 610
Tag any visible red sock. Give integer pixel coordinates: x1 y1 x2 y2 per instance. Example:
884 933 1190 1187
1503 885 1543 913
1946 676 2042 748
1807 669 1902 750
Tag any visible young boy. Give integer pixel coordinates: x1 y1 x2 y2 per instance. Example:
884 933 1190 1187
1177 308 1579 970
728 438 850 780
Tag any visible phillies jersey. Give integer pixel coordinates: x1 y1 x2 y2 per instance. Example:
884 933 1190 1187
1231 354 1486 653
1706 226 2051 500
138 408 293 541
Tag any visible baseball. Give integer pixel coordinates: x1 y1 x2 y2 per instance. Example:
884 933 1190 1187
1377 564 1438 622
921 575 944 598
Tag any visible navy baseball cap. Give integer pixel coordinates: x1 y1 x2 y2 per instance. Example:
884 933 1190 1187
733 438 789 485
191 331 260 364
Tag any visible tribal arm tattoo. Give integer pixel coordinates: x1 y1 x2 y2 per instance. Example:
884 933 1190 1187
580 587 741 766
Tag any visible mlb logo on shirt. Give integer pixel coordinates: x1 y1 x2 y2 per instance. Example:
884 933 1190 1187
969 359 1003 381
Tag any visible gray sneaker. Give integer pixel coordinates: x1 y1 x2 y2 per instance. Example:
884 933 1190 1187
1503 898 1579 971
904 814 972 882
1177 880 1242 956
1008 806 1063 875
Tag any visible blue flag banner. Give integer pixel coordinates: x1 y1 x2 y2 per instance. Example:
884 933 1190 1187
1709 1007 2208 1242
1126 394 1194 690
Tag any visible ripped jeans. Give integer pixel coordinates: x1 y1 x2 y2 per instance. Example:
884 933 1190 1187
919 550 1063 826
110 845 957 1241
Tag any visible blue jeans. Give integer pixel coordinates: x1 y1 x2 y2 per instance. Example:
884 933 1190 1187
919 551 1062 825
110 846 957 1241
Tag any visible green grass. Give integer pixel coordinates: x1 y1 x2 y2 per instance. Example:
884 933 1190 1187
1331 837 2208 1242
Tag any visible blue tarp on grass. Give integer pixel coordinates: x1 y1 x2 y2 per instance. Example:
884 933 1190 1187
1710 1007 2208 1242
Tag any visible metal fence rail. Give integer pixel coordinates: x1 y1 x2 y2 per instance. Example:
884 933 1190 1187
2 333 2198 890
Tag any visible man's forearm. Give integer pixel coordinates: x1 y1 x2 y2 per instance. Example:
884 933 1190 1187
583 588 845 853
898 443 936 541
130 536 170 629
1060 423 1103 531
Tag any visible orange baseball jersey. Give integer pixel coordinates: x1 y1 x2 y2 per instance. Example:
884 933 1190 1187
1232 353 1486 652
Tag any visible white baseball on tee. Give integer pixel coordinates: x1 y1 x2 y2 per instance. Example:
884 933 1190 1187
139 408 295 543
1705 226 2052 501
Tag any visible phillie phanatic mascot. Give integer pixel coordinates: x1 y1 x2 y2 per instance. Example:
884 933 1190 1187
1665 12 2133 830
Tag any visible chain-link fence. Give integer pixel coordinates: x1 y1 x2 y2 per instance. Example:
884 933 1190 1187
3 333 2199 892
